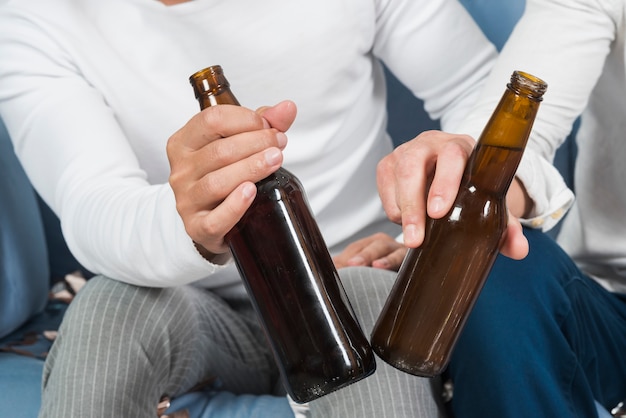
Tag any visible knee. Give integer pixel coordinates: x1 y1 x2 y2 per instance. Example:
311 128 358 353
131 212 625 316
63 276 145 329
478 228 580 315
58 275 185 346
338 266 396 333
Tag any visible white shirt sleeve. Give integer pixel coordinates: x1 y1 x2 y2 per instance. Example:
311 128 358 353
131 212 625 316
0 13 224 287
456 0 620 230
372 0 498 133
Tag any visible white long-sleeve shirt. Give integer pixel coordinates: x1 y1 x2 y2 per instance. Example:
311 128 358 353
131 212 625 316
0 0 498 287
460 0 626 293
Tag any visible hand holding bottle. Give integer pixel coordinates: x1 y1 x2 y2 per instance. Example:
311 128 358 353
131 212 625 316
183 66 376 402
332 232 407 271
166 101 296 261
377 130 528 260
372 71 546 377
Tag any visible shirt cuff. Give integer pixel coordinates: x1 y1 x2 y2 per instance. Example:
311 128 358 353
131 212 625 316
516 148 575 231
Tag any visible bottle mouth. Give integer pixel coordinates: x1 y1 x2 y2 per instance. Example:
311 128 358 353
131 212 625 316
190 65 223 81
509 70 548 101
189 65 229 99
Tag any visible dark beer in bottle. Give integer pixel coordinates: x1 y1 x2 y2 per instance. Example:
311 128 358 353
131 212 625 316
189 65 375 402
370 71 547 377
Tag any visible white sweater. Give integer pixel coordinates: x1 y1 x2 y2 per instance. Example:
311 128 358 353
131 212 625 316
0 0 501 287
461 0 626 293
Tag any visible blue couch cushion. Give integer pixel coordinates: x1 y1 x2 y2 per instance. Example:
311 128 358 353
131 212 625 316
0 119 49 338
167 391 293 418
0 353 45 418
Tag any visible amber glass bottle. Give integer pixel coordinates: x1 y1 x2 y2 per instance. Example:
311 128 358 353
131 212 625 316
370 71 547 377
189 65 375 403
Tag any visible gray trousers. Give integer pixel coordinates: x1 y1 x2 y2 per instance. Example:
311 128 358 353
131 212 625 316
39 266 443 418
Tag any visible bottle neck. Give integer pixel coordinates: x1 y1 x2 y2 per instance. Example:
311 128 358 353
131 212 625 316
464 143 523 196
477 87 541 150
188 65 290 183
465 78 543 195
196 89 241 109
189 65 241 109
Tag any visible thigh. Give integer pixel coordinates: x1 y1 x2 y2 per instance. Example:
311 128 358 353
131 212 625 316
565 276 626 409
41 276 278 418
309 267 444 418
449 228 626 417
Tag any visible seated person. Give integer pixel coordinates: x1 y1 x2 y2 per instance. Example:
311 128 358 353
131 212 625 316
0 0 502 416
378 0 626 416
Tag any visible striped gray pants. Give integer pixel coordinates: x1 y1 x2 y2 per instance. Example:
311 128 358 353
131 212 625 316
39 267 443 418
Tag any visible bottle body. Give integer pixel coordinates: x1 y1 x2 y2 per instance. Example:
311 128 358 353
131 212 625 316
370 145 514 376
371 71 547 377
189 66 375 402
228 169 374 401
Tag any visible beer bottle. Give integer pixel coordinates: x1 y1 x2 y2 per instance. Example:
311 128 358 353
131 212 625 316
189 65 375 402
370 71 547 377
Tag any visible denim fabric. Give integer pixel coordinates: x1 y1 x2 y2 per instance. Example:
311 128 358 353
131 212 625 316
448 228 626 418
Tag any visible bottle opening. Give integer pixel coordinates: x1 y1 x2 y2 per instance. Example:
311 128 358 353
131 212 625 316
509 71 548 101
189 65 229 99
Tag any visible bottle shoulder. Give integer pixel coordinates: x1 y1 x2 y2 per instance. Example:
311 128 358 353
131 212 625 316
256 168 303 193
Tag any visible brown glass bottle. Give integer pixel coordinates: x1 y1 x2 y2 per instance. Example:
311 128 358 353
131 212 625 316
189 65 375 403
370 71 547 377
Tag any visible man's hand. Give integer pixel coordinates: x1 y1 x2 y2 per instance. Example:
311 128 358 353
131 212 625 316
167 100 297 262
333 233 407 271
377 130 529 260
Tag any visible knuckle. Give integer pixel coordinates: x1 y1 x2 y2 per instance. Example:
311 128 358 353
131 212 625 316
371 232 388 241
260 128 280 148
174 200 189 218
250 155 266 177
417 130 440 142
394 163 412 180
207 140 235 165
202 219 222 237
165 136 176 155
201 105 226 127
201 173 228 197
443 140 472 160
385 206 402 224
376 159 390 178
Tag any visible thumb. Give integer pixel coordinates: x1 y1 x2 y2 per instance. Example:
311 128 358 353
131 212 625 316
499 215 529 260
257 100 297 132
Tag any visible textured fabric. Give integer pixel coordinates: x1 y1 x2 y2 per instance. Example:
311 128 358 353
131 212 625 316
39 268 443 418
0 0 495 288
40 276 280 418
309 267 444 418
448 228 626 418
458 0 626 293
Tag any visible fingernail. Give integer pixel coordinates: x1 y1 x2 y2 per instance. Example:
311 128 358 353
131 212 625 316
242 183 256 199
348 256 366 266
374 258 390 269
265 148 282 165
276 132 287 148
404 224 420 245
430 196 444 214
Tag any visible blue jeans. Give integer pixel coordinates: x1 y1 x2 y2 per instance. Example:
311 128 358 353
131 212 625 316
448 228 626 418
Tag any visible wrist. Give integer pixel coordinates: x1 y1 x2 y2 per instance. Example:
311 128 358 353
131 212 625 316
507 177 533 218
193 241 231 265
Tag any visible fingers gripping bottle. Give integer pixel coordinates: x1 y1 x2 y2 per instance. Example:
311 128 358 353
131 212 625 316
371 71 547 377
189 65 375 402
